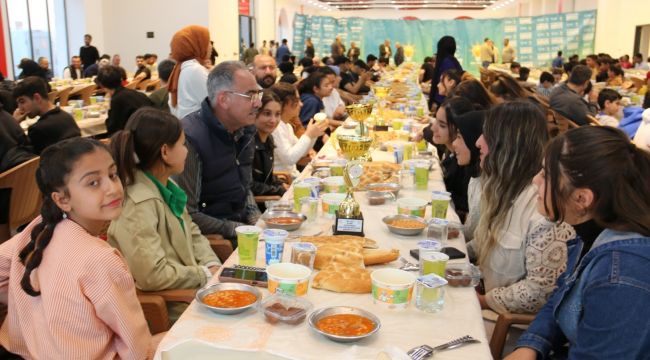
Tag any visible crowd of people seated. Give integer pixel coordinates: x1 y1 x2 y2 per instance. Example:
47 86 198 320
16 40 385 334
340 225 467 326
0 26 649 360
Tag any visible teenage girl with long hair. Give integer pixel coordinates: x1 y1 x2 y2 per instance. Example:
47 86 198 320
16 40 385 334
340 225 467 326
0 138 153 359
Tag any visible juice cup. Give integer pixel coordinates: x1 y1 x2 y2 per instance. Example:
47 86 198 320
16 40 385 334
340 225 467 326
414 161 429 190
415 274 447 313
403 142 414 160
431 191 451 219
392 118 403 131
420 252 449 277
329 159 346 176
236 226 262 266
293 182 312 212
417 139 428 151
73 108 84 121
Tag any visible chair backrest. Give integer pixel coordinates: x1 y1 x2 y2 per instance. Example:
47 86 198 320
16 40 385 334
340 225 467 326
0 157 41 242
136 79 152 91
57 86 74 106
628 77 645 93
48 90 59 103
125 78 142 90
585 114 602 126
78 84 97 106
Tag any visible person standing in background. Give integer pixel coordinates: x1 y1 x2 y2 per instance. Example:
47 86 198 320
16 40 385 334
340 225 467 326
394 42 405 67
304 38 315 59
501 38 515 64
379 39 392 63
552 51 564 68
331 36 344 59
480 38 496 68
276 39 291 65
259 40 269 57
243 43 259 65
347 41 360 62
79 34 100 72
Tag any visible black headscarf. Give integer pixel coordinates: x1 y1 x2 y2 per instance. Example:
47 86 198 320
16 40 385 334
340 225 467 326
454 110 485 178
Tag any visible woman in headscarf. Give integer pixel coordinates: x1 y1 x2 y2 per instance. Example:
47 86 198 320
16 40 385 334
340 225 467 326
428 36 463 113
168 25 211 119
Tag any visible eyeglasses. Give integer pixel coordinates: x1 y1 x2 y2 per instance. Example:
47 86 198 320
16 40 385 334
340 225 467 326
226 90 263 104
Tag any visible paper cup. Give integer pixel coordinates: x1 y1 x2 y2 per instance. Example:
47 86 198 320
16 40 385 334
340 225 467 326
371 268 416 309
397 198 428 218
323 176 347 193
266 263 311 296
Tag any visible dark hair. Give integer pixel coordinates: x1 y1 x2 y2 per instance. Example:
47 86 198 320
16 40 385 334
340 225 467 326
440 69 462 85
282 39 288 44
449 79 495 110
490 73 529 100
279 61 294 74
597 88 622 109
100 54 110 61
439 96 475 141
353 60 369 71
13 76 48 100
95 65 124 90
586 54 598 61
258 89 282 115
299 71 328 94
316 66 336 76
366 54 377 62
510 62 521 71
321 56 330 65
431 36 462 105
608 64 624 77
271 82 299 106
282 54 291 62
634 53 643 59
110 108 183 185
542 126 650 235
596 56 611 66
423 56 432 63
136 55 144 60
334 56 349 65
518 67 530 82
157 59 176 82
563 61 576 75
540 71 554 84
144 54 153 60
551 68 564 76
17 60 47 80
19 138 110 296
557 51 563 56
378 57 389 65
299 57 313 68
568 65 592 86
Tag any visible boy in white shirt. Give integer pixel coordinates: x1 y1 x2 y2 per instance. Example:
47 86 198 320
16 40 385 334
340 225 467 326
596 88 622 127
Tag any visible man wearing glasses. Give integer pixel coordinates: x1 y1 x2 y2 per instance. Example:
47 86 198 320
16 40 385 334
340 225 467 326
175 61 263 246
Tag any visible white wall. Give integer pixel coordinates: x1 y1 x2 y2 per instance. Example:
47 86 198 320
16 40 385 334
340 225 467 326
256 0 276 51
209 0 238 62
593 0 650 58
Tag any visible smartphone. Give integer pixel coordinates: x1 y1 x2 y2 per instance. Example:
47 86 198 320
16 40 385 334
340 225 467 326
218 266 268 287
410 247 466 260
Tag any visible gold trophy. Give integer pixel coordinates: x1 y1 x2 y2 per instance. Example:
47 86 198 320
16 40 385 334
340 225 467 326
334 103 374 236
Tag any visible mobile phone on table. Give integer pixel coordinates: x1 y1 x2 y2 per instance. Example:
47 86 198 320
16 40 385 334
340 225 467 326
410 247 466 260
218 265 268 287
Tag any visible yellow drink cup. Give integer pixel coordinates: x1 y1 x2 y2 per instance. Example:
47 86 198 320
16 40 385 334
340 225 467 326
392 119 403 131
420 252 449 277
414 161 429 190
403 143 414 160
293 182 313 212
431 191 451 219
236 226 261 266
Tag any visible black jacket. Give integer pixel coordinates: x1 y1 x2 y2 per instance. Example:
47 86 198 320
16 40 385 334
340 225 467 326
28 107 81 154
251 133 286 197
441 152 471 215
0 107 35 172
79 45 100 70
105 87 153 135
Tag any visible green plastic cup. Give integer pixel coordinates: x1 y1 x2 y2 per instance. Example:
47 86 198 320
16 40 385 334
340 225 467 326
236 226 261 266
431 191 451 219
414 161 429 190
403 142 414 160
293 182 312 212
392 118 403 131
420 252 449 277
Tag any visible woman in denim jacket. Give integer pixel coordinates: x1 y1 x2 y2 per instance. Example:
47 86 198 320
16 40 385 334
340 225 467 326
506 126 650 360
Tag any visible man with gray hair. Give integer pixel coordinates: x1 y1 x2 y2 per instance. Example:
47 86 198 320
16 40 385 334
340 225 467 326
175 61 263 244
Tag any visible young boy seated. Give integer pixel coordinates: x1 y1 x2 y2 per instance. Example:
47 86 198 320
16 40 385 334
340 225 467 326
596 88 622 127
510 62 521 75
536 71 555 98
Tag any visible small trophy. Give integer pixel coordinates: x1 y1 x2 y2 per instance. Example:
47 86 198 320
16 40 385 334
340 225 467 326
333 160 365 236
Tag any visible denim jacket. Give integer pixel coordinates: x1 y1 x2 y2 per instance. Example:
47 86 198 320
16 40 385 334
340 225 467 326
516 229 650 359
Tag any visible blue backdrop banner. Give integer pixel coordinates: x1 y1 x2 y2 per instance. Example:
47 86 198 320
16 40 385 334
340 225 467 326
292 10 596 71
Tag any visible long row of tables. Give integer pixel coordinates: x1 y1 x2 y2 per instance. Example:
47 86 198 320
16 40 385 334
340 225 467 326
154 120 492 359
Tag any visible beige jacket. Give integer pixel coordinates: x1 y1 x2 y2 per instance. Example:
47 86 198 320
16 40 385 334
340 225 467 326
108 170 220 292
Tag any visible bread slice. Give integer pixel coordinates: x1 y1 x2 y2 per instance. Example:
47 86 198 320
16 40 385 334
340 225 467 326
363 248 400 266
312 264 372 294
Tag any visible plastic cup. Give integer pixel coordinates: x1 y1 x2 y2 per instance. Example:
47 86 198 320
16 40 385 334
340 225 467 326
392 118 403 130
263 229 288 265
323 176 347 193
431 191 451 219
417 240 442 263
403 143 414 161
427 218 449 244
293 182 312 212
290 242 317 270
415 274 447 313
73 108 84 121
417 139 428 151
420 252 449 277
414 161 429 190
394 146 404 164
329 159 347 176
236 226 262 266
300 197 319 221
321 193 346 218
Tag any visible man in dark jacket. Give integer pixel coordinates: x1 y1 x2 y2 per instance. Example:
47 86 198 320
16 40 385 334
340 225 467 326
12 77 80 154
0 103 35 172
95 66 153 135
174 61 262 244
79 34 100 71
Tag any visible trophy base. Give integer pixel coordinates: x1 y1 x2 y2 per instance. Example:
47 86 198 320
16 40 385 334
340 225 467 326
333 211 365 237
373 125 389 132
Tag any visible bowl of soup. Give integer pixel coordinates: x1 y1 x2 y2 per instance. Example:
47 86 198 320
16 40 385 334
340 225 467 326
308 306 381 343
262 211 307 231
196 283 262 315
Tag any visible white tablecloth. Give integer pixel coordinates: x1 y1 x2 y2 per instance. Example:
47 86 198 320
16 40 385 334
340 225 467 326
154 130 491 360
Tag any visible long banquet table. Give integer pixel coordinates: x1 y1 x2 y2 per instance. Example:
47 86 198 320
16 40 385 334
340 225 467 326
154 125 492 360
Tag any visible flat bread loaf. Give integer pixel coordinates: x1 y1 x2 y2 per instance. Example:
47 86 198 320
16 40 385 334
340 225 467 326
312 263 372 294
363 248 400 266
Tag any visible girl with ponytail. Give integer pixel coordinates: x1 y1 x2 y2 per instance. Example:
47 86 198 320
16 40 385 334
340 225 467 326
108 107 220 321
0 137 153 359
508 126 650 359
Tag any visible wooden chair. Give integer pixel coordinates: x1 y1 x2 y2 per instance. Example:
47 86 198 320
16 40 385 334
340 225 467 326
253 171 293 209
205 234 234 263
136 79 152 91
479 67 497 88
48 90 59 103
0 157 41 243
490 312 536 359
57 86 73 106
125 78 142 90
137 288 197 334
586 114 602 126
628 77 645 93
77 84 97 106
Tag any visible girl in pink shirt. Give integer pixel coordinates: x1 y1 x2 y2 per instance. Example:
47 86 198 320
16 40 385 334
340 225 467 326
0 137 155 359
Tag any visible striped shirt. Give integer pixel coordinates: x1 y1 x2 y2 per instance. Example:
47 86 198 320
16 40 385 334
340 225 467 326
0 217 153 359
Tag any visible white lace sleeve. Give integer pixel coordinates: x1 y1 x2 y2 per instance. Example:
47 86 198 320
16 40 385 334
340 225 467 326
485 220 575 314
